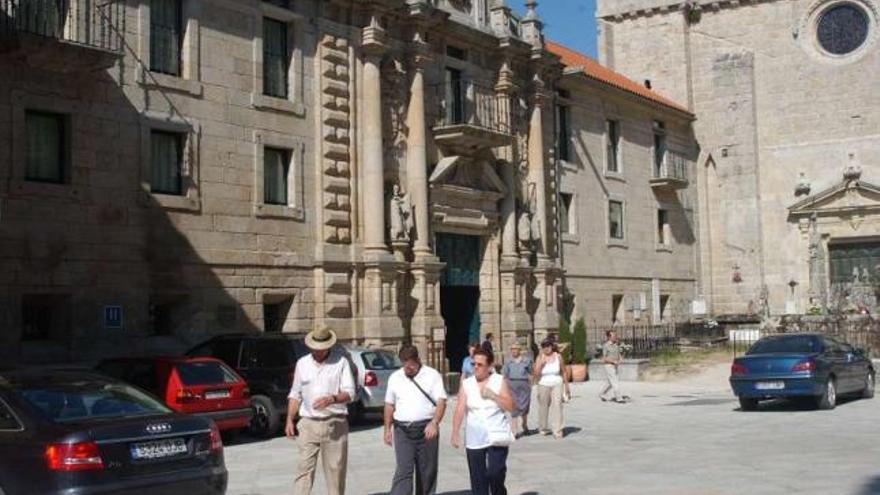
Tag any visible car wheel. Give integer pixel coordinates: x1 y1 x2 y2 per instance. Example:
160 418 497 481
816 378 837 410
738 397 758 411
862 371 875 399
249 395 280 438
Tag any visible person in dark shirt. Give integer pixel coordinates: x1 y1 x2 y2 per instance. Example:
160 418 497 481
481 333 494 354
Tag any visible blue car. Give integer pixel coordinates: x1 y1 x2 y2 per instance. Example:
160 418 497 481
729 333 874 411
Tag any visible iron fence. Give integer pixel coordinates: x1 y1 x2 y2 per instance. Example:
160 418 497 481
0 0 124 52
728 317 880 358
433 79 512 135
586 323 680 359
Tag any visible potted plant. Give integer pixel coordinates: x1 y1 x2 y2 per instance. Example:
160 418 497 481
568 318 589 382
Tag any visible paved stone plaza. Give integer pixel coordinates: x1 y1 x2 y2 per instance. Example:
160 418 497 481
225 365 880 495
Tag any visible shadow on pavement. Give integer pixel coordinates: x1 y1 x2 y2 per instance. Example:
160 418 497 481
561 426 583 437
732 396 864 412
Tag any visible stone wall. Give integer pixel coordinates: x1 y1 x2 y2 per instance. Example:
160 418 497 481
598 0 880 317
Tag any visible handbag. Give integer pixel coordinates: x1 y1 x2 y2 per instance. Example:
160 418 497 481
486 416 515 447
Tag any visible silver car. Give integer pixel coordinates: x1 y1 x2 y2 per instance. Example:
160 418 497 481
345 347 401 419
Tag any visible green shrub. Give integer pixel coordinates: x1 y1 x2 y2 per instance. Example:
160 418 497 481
572 318 588 365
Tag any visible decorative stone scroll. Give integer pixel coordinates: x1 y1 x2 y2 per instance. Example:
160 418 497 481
320 33 353 244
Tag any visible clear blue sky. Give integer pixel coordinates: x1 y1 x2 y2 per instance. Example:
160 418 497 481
512 1 598 58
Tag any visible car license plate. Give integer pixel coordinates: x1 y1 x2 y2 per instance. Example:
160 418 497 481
205 390 230 399
755 381 785 390
130 438 187 460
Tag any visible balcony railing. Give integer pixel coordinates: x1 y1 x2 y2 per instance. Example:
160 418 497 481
1 0 124 53
435 79 511 134
651 151 689 188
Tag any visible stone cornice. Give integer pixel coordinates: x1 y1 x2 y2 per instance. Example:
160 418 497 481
598 0 786 22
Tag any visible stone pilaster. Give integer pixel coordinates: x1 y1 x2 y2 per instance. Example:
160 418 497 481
361 15 389 254
406 31 432 260
527 79 551 260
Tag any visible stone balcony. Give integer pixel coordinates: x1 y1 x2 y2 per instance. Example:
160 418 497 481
650 152 689 190
431 79 514 153
0 0 125 72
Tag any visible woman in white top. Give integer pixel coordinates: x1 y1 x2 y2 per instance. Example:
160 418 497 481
451 348 514 495
532 336 570 439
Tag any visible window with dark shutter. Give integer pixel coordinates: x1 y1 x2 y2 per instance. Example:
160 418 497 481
26 111 67 184
264 147 290 205
263 18 289 98
150 0 183 76
150 130 184 195
606 119 620 173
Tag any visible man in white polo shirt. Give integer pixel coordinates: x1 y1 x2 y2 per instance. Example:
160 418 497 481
384 344 447 495
285 327 355 495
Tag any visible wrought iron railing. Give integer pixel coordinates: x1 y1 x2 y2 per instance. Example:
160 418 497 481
653 151 689 182
434 79 512 136
0 0 124 52
586 323 680 360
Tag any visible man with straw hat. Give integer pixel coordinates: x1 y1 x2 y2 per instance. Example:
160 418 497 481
285 327 355 495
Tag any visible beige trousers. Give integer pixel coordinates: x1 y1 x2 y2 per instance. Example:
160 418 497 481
295 416 349 495
536 383 563 435
600 364 621 400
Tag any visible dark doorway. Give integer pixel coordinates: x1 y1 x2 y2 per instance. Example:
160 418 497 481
436 233 481 373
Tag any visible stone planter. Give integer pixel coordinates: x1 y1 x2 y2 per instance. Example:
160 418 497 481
567 364 588 382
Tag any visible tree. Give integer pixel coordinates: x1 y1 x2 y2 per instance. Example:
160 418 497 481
572 317 588 365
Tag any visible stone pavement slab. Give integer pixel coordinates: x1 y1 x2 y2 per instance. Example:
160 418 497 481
225 364 880 495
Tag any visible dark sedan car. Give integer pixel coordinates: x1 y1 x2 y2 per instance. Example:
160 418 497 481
730 333 875 411
0 369 227 495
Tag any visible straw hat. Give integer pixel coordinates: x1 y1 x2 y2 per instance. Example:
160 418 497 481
305 326 337 351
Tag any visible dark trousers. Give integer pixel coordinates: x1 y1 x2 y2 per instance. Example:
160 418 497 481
390 422 439 495
465 446 509 495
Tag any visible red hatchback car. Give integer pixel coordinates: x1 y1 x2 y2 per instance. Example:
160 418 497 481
96 356 253 433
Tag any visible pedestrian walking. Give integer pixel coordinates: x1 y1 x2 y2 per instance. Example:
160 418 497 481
481 333 495 354
533 337 570 439
461 343 478 378
501 341 532 437
451 348 515 495
384 345 448 495
599 330 628 403
285 327 356 495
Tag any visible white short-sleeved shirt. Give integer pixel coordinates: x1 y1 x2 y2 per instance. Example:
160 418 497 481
385 365 447 422
288 351 356 419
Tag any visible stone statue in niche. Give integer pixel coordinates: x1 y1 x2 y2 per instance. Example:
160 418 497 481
389 184 413 242
517 208 533 250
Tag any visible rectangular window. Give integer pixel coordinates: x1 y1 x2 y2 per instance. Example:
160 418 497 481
264 147 290 205
26 111 67 184
150 130 184 195
653 120 667 176
150 298 186 336
657 209 670 245
612 294 624 324
150 0 182 76
263 298 292 334
557 104 570 161
829 242 880 284
21 295 69 342
606 119 620 173
609 200 624 240
659 295 670 321
263 18 289 98
445 67 464 124
559 193 574 235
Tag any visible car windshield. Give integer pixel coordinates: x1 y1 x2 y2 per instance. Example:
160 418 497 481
747 335 820 355
176 361 239 386
361 351 401 370
19 381 171 423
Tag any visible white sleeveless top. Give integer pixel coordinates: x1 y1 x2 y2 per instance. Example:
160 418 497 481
463 374 512 449
538 354 563 387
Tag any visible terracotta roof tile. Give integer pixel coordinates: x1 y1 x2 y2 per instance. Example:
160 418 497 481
546 40 693 116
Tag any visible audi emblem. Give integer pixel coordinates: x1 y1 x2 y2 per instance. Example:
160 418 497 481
146 423 172 435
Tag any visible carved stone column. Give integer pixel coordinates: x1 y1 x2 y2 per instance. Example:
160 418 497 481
362 17 388 254
407 31 432 260
527 80 550 260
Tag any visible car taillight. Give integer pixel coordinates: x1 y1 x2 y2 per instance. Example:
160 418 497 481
731 363 748 376
364 371 379 387
176 388 199 403
792 360 816 372
209 422 223 452
45 442 104 471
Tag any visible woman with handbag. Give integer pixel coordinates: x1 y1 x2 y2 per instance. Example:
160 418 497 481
501 341 533 437
451 348 514 495
533 336 570 439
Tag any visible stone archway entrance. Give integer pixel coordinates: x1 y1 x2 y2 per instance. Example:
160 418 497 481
436 233 481 372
